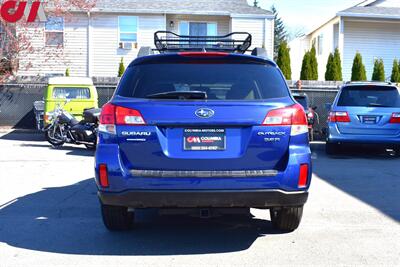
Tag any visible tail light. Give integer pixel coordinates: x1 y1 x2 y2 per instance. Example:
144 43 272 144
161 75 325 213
99 164 109 188
389 113 400 123
115 106 146 125
99 103 146 134
298 164 309 188
262 103 308 136
329 111 351 123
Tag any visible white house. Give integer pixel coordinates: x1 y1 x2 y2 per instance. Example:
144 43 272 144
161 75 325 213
17 0 274 77
290 0 400 81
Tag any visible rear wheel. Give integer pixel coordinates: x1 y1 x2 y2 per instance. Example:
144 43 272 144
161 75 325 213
101 202 134 231
326 142 339 155
270 206 303 232
45 128 65 147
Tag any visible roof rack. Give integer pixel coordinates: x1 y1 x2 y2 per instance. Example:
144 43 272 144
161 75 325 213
154 31 252 54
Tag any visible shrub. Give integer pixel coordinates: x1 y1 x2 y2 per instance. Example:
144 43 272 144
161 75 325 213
118 57 125 77
333 48 342 81
351 52 367 81
371 58 385 81
65 68 70 77
300 52 312 80
325 49 343 81
325 53 335 81
391 59 400 83
309 45 318 80
276 41 291 80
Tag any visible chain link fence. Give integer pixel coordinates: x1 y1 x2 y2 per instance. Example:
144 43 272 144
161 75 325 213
0 78 341 140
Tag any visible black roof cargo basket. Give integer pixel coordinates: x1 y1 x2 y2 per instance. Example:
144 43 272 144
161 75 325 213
154 31 252 54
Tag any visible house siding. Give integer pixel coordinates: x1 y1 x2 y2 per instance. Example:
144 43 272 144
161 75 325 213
231 17 273 57
91 13 165 77
289 36 311 81
16 13 272 77
17 14 88 77
308 17 340 81
166 14 230 35
343 19 400 81
289 17 340 81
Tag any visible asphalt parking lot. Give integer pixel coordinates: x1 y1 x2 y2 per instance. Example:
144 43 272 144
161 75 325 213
0 130 399 266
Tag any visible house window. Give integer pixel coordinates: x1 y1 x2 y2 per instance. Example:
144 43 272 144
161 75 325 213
45 17 64 46
179 22 218 36
317 34 324 55
119 16 137 42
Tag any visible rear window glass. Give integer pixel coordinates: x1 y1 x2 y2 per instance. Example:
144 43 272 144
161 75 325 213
337 86 400 107
52 87 90 99
117 63 288 100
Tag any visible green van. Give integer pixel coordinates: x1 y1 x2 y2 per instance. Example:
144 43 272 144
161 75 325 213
44 77 98 124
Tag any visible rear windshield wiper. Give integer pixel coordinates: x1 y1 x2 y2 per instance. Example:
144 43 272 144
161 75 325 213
146 91 207 100
367 103 391 107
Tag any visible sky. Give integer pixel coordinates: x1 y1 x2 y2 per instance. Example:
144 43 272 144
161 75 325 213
248 0 362 37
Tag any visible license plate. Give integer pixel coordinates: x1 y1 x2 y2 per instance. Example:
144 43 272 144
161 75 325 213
362 116 377 124
184 128 226 151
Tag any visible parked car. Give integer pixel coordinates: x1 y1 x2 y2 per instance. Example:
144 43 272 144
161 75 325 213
95 32 312 232
326 82 400 154
44 77 98 126
293 93 319 141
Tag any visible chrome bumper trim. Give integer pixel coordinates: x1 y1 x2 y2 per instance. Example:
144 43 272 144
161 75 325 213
130 169 278 178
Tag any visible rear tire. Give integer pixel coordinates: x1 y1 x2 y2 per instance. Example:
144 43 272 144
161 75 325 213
45 129 65 147
270 206 304 232
326 142 339 155
101 203 134 231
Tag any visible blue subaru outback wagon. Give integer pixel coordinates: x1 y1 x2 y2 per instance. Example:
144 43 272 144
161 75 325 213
95 32 312 232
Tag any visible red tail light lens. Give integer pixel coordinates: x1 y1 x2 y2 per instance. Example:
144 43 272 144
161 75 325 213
389 112 400 123
99 103 115 124
298 164 309 188
262 104 308 136
115 106 146 125
99 164 109 188
99 103 146 134
329 111 351 123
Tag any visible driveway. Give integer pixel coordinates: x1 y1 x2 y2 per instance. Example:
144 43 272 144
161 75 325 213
0 130 399 266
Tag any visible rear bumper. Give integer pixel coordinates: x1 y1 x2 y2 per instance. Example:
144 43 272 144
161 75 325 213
328 124 400 144
98 189 308 208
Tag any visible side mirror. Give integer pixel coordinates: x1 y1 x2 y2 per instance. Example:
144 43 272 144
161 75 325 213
324 103 332 110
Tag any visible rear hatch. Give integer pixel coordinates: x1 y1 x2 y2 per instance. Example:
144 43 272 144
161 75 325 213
335 85 400 136
112 54 297 171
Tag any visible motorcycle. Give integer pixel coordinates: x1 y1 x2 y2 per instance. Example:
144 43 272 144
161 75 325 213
44 100 101 149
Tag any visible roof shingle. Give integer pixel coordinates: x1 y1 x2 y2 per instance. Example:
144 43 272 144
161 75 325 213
338 6 400 18
92 0 272 16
